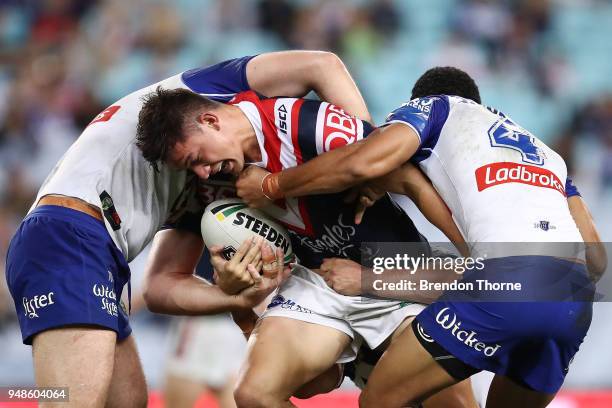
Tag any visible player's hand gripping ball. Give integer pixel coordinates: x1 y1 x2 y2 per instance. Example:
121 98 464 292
202 198 294 295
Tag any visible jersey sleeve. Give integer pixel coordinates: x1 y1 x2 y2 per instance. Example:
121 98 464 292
384 96 450 163
294 100 373 162
181 55 256 102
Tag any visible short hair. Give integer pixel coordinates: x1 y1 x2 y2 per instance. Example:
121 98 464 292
136 86 221 171
411 67 481 103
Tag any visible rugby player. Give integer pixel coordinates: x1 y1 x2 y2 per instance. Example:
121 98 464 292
135 87 479 407
4 51 374 408
234 67 606 407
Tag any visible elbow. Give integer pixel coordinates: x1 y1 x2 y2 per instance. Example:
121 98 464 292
342 145 387 184
311 52 349 88
315 51 344 73
142 279 164 314
588 261 606 284
347 163 371 186
348 160 390 183
586 243 608 283
142 287 158 313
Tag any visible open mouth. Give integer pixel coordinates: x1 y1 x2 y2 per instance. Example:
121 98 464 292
209 162 222 175
221 160 233 174
209 161 233 176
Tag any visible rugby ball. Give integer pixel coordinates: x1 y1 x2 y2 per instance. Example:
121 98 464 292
201 198 294 264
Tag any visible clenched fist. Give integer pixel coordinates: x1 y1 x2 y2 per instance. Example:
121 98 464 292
316 258 363 296
236 165 273 208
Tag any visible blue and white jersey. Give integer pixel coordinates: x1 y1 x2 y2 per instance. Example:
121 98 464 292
32 56 255 261
385 96 583 257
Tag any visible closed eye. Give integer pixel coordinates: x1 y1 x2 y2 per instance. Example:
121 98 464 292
192 156 208 167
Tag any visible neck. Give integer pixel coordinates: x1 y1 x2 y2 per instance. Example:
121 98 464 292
226 104 262 163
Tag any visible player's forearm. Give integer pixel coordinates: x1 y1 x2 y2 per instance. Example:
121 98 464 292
568 196 607 282
420 203 469 257
247 51 371 122
376 164 470 257
273 143 367 197
144 272 246 315
272 125 417 199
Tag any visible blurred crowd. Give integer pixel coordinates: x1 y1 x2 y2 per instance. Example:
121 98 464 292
1 0 612 389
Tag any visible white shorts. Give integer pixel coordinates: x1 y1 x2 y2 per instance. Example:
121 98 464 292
261 265 425 363
165 314 247 387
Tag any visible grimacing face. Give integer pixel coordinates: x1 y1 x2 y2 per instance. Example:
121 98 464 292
167 112 245 179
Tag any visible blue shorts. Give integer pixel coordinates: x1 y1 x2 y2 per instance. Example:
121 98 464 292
415 256 593 393
5 205 132 345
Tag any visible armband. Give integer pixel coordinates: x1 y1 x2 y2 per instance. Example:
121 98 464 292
565 176 581 198
262 172 283 200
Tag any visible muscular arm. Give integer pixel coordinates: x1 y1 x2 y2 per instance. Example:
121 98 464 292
270 123 420 198
247 51 371 122
568 196 607 282
373 163 470 257
143 229 246 315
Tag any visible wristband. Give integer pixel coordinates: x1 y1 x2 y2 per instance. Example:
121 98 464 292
262 172 283 200
565 176 581 198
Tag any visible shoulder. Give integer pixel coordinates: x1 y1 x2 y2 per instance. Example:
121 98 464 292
384 95 450 141
385 95 449 124
180 56 255 99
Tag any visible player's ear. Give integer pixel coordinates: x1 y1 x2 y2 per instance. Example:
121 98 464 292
198 112 221 131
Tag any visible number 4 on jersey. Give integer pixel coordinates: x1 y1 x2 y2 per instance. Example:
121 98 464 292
488 116 544 165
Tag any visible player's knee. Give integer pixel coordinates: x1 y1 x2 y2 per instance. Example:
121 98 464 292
234 381 278 408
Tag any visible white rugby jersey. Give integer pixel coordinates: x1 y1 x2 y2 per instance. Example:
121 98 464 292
31 56 255 261
385 95 583 258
